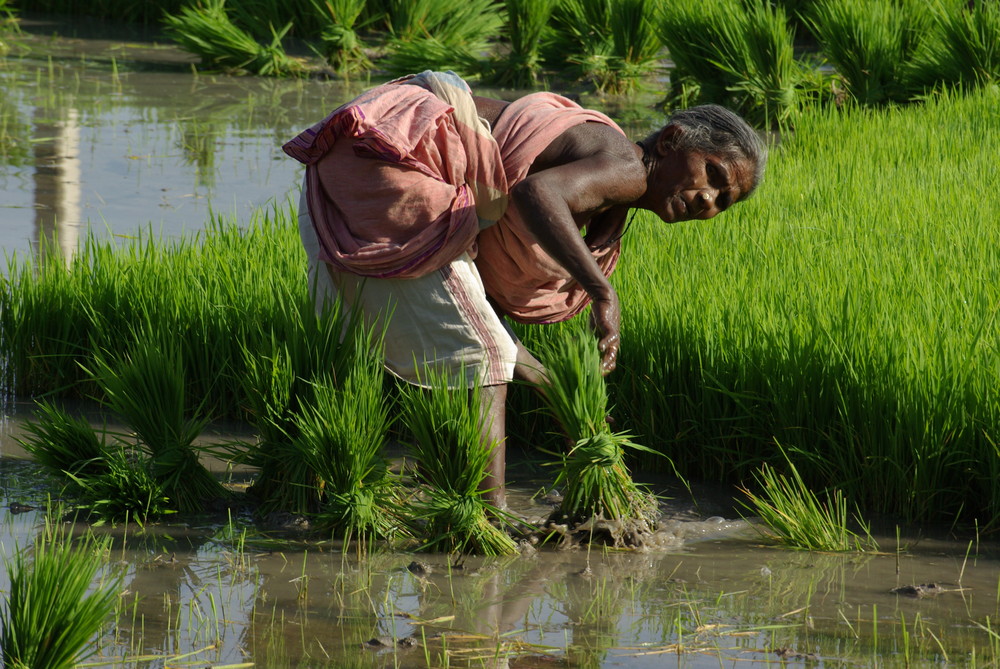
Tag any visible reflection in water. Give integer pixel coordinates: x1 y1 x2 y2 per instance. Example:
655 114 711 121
31 106 80 264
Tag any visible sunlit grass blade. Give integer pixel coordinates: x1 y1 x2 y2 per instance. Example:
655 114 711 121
401 367 518 556
309 0 373 74
0 521 121 669
487 0 559 87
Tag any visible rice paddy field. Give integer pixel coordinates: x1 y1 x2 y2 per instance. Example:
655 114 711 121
4 2 1000 666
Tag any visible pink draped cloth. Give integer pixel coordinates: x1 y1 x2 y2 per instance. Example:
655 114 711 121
477 93 625 324
282 73 508 279
283 77 626 323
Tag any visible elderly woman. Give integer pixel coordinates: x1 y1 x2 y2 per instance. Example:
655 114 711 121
285 71 766 510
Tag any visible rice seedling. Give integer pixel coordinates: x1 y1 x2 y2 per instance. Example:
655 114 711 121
739 454 875 551
488 0 559 88
907 0 1000 94
534 331 658 542
309 0 373 74
162 0 303 77
84 337 228 513
0 520 122 669
546 0 662 94
659 0 801 127
804 0 927 105
18 400 107 480
400 367 518 556
382 0 505 78
239 292 364 515
289 348 405 543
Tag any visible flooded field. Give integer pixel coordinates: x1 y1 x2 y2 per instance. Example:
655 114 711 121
4 16 1000 669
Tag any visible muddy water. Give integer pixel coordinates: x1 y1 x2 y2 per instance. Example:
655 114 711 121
3 19 1000 669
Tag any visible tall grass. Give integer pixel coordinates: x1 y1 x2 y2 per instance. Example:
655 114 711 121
400 368 518 556
804 0 929 105
659 0 801 127
0 521 121 669
611 86 1000 526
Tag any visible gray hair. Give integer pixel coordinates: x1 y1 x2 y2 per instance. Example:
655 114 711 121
665 104 767 197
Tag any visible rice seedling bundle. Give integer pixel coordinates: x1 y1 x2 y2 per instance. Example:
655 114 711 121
400 368 518 556
0 522 121 669
292 349 402 542
535 331 658 536
382 0 505 78
610 86 1000 525
162 0 303 77
740 455 874 551
659 0 800 126
311 0 372 74
18 402 175 521
804 0 927 105
545 0 662 94
489 0 559 88
907 0 1000 93
84 338 228 513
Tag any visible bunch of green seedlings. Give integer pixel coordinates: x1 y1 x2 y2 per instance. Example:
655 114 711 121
400 367 519 556
659 0 801 128
20 333 228 520
162 0 303 77
804 0 931 105
0 519 121 669
535 331 658 545
739 448 876 552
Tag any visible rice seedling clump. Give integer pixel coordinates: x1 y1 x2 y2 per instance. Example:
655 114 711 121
536 332 659 548
0 521 121 669
401 368 519 556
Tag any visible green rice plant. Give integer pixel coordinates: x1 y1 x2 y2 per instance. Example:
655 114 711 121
162 0 303 77
739 455 875 551
240 293 363 515
546 0 662 94
0 521 121 669
907 0 1000 94
659 0 801 127
295 351 404 543
17 401 174 522
18 400 107 480
310 0 373 74
488 0 559 88
382 0 505 78
804 0 927 105
535 331 658 531
400 368 518 556
84 337 228 513
609 85 1000 526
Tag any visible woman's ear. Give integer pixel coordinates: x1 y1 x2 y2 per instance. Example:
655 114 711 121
656 123 682 156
